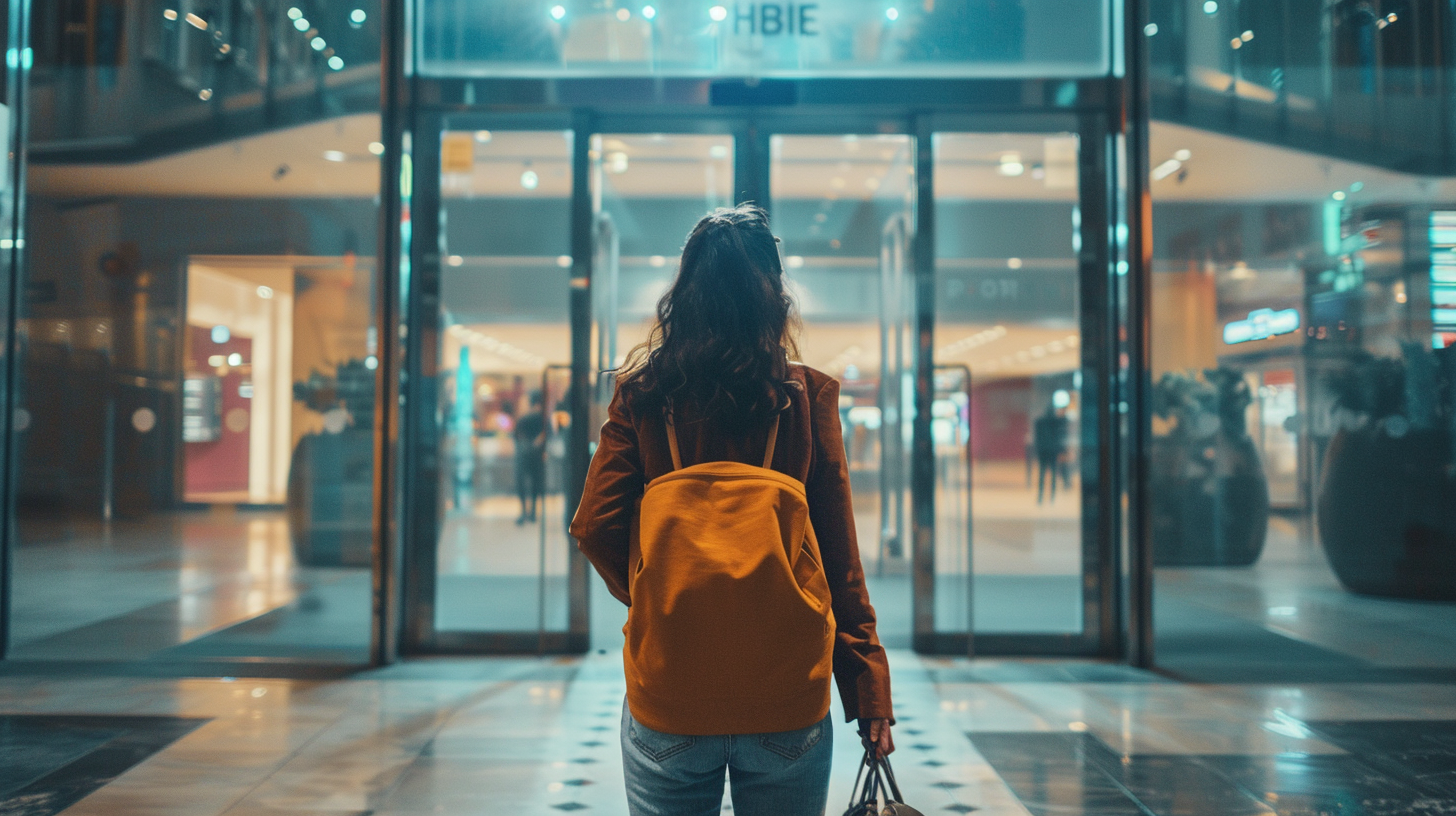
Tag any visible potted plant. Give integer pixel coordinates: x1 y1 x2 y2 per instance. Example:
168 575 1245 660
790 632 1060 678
1317 342 1456 600
1151 367 1271 566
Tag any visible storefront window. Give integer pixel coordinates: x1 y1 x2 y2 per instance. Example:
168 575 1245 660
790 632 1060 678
9 1 382 664
1149 121 1456 678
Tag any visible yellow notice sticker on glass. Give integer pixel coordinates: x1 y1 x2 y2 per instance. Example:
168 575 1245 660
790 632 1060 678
441 132 475 174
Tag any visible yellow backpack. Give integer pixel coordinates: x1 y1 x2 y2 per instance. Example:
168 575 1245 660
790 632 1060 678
624 413 837 736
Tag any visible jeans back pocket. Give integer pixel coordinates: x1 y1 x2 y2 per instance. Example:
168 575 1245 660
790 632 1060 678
758 718 825 761
628 717 697 763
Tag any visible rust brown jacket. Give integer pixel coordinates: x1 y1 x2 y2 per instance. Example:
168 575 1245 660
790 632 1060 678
569 363 894 729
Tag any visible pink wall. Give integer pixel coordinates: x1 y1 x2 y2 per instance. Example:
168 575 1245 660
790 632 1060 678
971 378 1031 462
184 326 253 497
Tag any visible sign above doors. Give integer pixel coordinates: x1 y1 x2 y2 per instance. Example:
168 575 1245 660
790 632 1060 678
417 0 1109 79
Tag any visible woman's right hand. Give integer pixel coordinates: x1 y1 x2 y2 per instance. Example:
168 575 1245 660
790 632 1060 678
861 718 895 758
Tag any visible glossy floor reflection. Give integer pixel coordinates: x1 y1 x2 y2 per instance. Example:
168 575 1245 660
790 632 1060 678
1157 515 1456 683
8 652 1456 815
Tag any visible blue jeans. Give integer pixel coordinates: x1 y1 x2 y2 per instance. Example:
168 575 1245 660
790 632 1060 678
621 700 833 816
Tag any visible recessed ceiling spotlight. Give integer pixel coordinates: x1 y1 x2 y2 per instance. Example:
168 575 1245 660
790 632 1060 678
549 5 566 20
368 141 385 155
323 150 347 162
1173 148 1191 161
520 169 540 190
709 5 728 21
1332 190 1347 201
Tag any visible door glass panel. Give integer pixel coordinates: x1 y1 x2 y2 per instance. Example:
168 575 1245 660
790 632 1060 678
770 134 916 648
933 132 1084 635
589 132 735 649
434 129 575 641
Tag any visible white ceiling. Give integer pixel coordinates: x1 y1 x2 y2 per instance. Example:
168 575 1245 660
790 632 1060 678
31 114 1456 203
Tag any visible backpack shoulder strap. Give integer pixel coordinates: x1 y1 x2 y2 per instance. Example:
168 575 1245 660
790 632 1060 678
665 411 683 472
762 415 780 469
663 410 779 472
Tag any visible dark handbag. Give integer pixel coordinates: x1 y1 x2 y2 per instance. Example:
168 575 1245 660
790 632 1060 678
843 739 925 816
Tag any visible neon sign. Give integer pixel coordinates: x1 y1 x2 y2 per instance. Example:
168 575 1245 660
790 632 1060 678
1223 308 1300 345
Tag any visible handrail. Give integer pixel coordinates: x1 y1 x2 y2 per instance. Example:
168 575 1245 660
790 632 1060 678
538 362 573 656
878 211 912 570
935 363 974 656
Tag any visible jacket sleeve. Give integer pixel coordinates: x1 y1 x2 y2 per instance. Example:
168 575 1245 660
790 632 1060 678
805 377 895 725
569 386 643 606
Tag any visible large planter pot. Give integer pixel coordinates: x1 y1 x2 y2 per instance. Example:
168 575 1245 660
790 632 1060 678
1151 430 1270 567
1317 426 1456 600
287 429 375 568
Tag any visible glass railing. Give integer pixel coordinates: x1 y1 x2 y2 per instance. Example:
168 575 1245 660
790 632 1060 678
1148 0 1456 173
27 0 379 159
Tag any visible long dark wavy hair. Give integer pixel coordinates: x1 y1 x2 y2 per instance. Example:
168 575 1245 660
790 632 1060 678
618 204 801 429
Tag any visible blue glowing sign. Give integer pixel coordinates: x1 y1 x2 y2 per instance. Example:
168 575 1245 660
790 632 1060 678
1223 308 1300 345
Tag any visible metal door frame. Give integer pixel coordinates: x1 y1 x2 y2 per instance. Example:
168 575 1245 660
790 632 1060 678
399 78 1125 658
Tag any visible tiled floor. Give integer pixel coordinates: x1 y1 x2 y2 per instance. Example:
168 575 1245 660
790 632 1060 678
6 651 1456 816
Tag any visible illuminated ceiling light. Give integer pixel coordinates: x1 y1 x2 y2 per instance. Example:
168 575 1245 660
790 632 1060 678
327 55 344 70
1230 38 1242 49
323 150 347 162
549 4 567 20
212 325 231 343
475 129 492 143
1203 0 1218 13
1152 158 1181 180
1241 30 1254 41
197 88 213 100
1143 22 1158 36
163 8 178 20
786 255 805 269
709 144 728 159
1332 190 1347 201
709 5 728 21
287 7 303 19
607 151 629 174
349 8 367 24
648 255 667 267
219 43 232 54
208 355 225 367
642 5 657 19
1007 257 1023 269
228 352 244 366
186 12 207 29
257 285 274 299
885 7 899 21
293 17 310 31
556 255 572 268
311 36 326 50
1173 148 1191 161
997 152 1025 176
616 8 630 20
1350 181 1363 192
520 169 540 189
447 255 464 266
368 141 385 155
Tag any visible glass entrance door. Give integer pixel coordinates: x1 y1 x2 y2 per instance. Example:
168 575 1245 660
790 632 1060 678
403 120 589 652
930 128 1103 654
768 132 919 647
587 130 737 649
